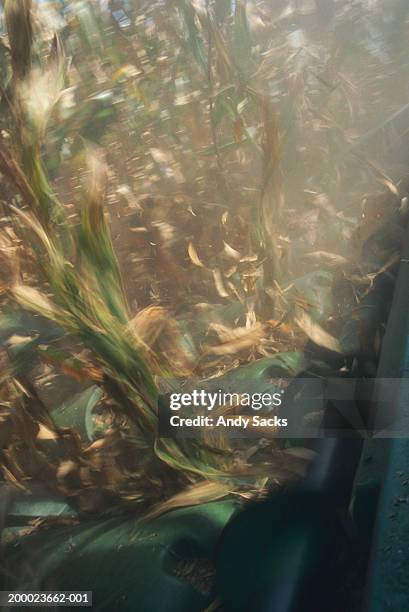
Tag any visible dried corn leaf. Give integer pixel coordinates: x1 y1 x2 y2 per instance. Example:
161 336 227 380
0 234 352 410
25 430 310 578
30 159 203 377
12 284 61 322
304 251 348 267
143 480 232 521
294 309 342 353
223 241 240 261
204 322 265 355
188 241 206 268
212 268 229 297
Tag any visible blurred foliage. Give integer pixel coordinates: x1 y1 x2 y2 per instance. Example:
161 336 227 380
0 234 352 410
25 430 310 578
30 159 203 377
0 0 408 521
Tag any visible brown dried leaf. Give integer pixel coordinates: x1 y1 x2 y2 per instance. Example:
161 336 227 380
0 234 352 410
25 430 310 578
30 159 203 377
143 480 232 521
188 241 206 268
380 178 399 196
204 323 265 355
12 283 60 321
128 305 169 346
212 268 229 297
37 423 58 440
294 309 342 353
304 251 348 267
223 241 241 261
129 306 196 375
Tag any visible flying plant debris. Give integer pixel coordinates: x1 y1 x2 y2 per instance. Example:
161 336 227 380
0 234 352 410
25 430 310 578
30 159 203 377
0 0 402 521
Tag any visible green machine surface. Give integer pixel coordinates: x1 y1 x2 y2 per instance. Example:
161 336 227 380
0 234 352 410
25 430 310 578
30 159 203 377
3 500 237 612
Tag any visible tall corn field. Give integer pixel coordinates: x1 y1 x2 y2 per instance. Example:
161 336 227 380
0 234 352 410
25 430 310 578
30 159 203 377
0 0 407 518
